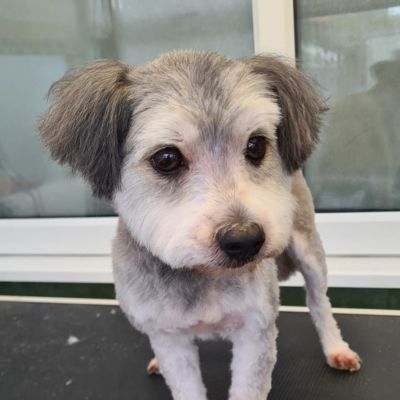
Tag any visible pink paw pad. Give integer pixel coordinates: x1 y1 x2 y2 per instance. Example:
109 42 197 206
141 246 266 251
147 357 161 375
328 350 361 372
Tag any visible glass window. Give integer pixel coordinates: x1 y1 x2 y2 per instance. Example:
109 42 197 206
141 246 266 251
0 0 253 218
296 1 400 211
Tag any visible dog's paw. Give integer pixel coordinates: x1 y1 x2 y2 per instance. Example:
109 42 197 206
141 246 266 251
327 347 361 372
147 357 161 375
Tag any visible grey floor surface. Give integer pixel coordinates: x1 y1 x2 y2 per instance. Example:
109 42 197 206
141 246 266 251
0 301 399 400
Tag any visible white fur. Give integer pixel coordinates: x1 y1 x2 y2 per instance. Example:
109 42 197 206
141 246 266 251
114 250 279 400
113 92 289 270
110 54 361 400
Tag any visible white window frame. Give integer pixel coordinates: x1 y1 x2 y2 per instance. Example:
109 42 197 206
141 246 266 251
0 0 399 287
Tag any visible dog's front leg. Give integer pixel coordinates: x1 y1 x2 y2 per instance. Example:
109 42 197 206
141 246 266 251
149 333 207 400
288 229 361 372
287 171 361 372
228 316 278 400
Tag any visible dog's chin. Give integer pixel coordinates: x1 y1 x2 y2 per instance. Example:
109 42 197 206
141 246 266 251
225 257 259 270
188 244 287 275
191 255 265 275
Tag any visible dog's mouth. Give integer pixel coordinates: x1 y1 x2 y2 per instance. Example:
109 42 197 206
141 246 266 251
224 255 259 269
192 253 266 275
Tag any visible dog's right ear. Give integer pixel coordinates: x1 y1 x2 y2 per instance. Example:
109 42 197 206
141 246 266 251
243 55 327 173
38 60 133 199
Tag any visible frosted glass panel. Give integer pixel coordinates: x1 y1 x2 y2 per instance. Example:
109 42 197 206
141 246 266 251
0 0 253 217
114 0 254 64
297 1 400 211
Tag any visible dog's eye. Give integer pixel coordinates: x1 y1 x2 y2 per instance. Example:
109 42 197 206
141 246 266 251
245 136 267 166
150 147 184 175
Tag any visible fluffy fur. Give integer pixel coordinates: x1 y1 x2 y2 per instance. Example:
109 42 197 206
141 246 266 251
38 51 361 400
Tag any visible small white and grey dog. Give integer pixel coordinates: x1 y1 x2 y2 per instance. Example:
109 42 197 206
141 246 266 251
39 51 361 400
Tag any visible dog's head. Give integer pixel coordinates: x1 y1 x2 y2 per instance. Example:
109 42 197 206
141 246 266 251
39 51 325 270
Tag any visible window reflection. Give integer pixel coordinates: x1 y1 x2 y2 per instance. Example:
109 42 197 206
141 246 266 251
297 1 400 210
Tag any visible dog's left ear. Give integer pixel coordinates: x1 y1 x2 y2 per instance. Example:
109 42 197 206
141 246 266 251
38 60 133 199
243 55 327 172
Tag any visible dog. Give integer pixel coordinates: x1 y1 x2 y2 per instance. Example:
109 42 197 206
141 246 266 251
38 51 361 400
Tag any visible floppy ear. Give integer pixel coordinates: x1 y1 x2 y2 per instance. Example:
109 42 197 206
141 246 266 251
243 55 327 172
38 60 133 199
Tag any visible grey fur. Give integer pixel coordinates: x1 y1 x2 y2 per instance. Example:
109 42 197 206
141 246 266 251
114 220 243 313
243 55 328 172
128 51 267 153
38 52 326 200
38 60 133 199
39 51 361 400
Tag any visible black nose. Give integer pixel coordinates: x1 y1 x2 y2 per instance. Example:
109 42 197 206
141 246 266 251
217 222 265 262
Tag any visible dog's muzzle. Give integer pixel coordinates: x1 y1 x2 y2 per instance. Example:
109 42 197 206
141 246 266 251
217 222 265 265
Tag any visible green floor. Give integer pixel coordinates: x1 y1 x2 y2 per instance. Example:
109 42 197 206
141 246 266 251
0 282 399 310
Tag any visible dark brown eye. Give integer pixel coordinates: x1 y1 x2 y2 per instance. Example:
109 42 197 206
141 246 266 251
150 147 184 175
245 136 267 166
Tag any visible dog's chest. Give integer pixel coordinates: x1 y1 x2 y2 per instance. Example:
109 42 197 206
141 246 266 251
157 274 261 337
181 313 245 336
115 251 276 336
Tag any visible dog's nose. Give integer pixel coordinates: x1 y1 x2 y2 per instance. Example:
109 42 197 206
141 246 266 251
217 222 265 261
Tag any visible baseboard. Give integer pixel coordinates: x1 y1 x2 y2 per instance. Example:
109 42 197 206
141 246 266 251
0 256 113 283
1 294 399 315
0 255 399 288
2 212 400 256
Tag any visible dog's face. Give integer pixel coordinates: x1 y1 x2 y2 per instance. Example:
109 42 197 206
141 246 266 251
39 51 325 270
